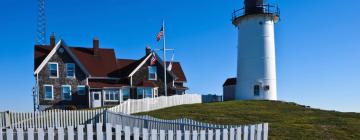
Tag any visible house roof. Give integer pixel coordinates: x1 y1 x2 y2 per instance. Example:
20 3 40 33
167 62 187 82
34 41 187 82
223 78 237 86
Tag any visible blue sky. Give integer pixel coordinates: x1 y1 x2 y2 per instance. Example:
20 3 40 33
0 0 359 112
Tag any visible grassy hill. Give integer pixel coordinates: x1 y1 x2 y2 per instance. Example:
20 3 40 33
136 100 360 140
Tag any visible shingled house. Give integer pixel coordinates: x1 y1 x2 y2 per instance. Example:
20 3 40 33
34 35 188 110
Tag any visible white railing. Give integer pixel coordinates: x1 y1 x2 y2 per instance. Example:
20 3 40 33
0 123 268 140
109 94 202 114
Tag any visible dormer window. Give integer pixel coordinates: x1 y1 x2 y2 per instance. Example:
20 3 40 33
48 62 58 78
66 63 75 78
148 66 157 80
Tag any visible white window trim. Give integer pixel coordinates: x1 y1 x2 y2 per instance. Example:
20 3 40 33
103 89 120 102
48 62 59 78
43 85 54 100
137 87 155 99
77 85 86 95
65 63 76 78
61 85 72 101
148 66 157 80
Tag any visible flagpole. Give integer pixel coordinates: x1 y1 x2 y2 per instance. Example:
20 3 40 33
162 19 168 98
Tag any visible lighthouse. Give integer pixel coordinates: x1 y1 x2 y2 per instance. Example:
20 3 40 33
232 0 280 100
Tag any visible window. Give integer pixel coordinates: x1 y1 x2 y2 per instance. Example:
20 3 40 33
77 86 86 95
122 88 130 101
104 89 120 101
66 63 75 78
176 90 185 95
137 88 153 99
48 63 58 78
148 66 157 80
62 85 72 100
254 85 260 96
44 85 53 100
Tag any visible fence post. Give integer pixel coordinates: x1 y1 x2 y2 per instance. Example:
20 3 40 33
38 128 44 140
48 127 54 140
67 126 74 140
58 127 64 140
236 127 242 140
215 129 221 140
27 128 34 140
151 129 157 140
168 130 174 140
143 128 149 140
115 125 122 140
243 126 248 140
86 124 93 140
229 128 235 140
77 125 84 140
200 130 206 140
125 126 131 140
263 123 268 140
192 130 198 140
0 127 2 140
106 123 112 140
250 125 255 140
96 123 103 140
6 129 13 140
184 130 190 140
134 127 140 140
256 124 263 140
160 130 165 140
223 129 228 140
176 130 182 140
208 129 213 140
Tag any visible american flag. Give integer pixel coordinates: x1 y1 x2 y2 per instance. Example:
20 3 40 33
156 26 164 41
150 54 156 65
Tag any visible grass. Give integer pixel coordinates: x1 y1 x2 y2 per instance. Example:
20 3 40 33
136 100 360 140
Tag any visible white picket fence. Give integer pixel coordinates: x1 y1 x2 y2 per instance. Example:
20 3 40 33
109 94 202 114
106 111 248 133
0 94 202 129
0 123 268 140
0 109 106 129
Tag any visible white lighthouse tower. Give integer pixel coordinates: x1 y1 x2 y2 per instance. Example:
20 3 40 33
232 0 279 100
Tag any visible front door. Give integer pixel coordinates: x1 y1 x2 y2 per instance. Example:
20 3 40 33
92 91 102 108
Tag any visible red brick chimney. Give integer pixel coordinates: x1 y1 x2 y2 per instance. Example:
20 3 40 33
93 37 99 56
50 33 55 47
146 47 151 55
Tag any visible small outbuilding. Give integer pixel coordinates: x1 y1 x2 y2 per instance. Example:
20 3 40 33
223 78 236 101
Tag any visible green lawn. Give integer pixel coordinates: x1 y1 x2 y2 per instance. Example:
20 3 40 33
136 100 360 140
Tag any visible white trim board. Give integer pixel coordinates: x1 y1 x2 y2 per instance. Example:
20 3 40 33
128 52 153 77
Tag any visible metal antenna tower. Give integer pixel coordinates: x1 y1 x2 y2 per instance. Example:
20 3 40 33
36 0 46 45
